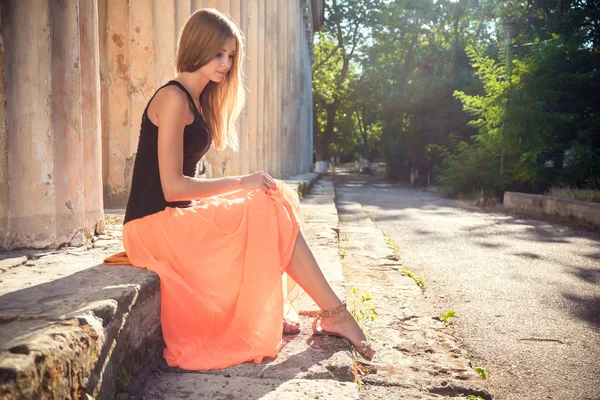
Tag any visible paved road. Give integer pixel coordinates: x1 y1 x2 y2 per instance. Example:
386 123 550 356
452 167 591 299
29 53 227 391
333 173 600 400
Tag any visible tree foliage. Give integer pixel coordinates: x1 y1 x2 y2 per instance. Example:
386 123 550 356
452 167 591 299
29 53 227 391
312 0 381 162
313 0 600 197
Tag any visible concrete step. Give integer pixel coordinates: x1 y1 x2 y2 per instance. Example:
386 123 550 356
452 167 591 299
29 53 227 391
0 173 359 400
137 176 358 399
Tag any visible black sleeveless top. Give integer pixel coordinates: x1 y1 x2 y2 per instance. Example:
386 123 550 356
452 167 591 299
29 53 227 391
124 81 211 224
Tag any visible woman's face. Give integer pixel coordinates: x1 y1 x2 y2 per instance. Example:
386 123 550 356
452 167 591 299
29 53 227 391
199 37 236 83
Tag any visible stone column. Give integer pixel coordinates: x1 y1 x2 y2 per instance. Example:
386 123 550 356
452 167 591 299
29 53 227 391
176 0 192 47
266 0 279 178
278 0 289 177
256 0 266 172
292 4 300 175
128 0 156 168
4 1 55 248
154 0 177 86
191 0 204 11
201 1 238 178
229 0 246 176
246 1 259 173
1 0 103 250
0 7 8 246
51 0 86 239
100 0 131 205
264 0 273 176
299 5 310 173
80 0 105 236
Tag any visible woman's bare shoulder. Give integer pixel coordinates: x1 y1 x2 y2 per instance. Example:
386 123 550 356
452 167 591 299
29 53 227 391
148 85 191 125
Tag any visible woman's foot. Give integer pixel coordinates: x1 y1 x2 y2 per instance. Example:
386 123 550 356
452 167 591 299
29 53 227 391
313 303 375 361
283 319 300 335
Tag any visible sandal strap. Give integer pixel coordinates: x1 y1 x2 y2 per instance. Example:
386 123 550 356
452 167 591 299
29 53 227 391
320 302 347 318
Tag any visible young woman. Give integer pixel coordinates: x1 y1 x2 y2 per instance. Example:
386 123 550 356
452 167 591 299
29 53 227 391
122 8 374 371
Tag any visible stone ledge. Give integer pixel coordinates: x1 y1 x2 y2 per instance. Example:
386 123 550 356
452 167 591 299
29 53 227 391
285 172 320 195
0 174 326 400
0 264 163 400
504 191 600 230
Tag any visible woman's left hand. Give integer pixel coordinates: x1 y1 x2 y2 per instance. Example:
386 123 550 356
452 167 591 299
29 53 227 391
240 171 277 192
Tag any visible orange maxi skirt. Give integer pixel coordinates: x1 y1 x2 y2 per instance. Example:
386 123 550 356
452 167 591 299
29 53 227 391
122 181 302 370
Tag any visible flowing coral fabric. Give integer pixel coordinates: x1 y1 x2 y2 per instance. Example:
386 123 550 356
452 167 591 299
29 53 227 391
122 180 302 370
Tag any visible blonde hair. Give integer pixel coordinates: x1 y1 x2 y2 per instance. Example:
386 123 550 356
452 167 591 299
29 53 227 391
176 9 245 151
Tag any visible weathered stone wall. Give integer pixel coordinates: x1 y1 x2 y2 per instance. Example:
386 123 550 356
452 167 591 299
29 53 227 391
0 0 104 250
100 0 319 205
0 0 320 249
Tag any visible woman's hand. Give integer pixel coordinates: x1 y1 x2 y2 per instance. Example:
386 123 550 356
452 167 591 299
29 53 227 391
240 171 277 192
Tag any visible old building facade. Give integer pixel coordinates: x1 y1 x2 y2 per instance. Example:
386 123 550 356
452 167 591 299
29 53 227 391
0 0 323 250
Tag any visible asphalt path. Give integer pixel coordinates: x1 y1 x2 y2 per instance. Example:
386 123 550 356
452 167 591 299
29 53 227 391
333 173 600 400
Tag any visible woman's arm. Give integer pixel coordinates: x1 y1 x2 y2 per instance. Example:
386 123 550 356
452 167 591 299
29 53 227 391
155 88 274 202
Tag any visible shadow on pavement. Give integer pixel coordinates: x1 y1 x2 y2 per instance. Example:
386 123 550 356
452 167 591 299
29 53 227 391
568 266 600 285
332 172 600 245
562 293 600 328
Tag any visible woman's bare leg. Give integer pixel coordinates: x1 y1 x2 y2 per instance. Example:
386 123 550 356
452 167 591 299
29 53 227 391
286 231 373 354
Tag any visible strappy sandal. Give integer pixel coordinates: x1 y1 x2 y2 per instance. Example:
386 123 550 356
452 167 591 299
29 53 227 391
311 302 374 361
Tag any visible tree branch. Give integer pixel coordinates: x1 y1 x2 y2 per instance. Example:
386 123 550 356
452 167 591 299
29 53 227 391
314 44 342 72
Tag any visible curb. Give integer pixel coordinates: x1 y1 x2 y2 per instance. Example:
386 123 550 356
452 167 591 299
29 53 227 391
333 175 493 399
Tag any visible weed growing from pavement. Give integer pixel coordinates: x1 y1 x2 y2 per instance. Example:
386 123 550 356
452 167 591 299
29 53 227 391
475 366 488 381
349 287 378 323
385 235 400 253
380 229 402 261
360 205 406 263
467 396 485 400
401 268 425 289
339 247 346 259
439 310 456 325
340 216 350 223
349 287 377 376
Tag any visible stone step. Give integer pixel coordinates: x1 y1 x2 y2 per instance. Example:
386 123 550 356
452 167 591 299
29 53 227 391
0 251 163 400
139 315 355 399
0 173 359 400
137 176 358 399
141 375 358 400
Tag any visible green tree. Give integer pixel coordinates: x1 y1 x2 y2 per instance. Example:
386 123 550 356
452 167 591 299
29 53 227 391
313 0 600 196
312 0 380 164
